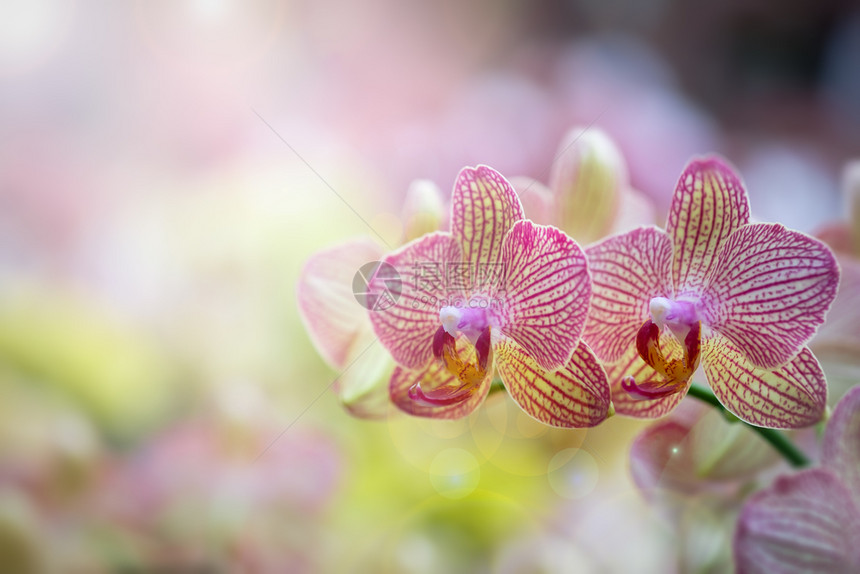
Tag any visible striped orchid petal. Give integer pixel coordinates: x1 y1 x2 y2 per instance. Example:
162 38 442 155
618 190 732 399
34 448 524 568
703 336 827 429
734 469 860 573
822 386 860 500
604 341 689 419
550 127 625 245
583 226 674 363
666 157 750 298
297 238 384 369
451 165 525 271
510 176 555 227
368 232 463 370
388 340 493 419
498 220 590 371
494 338 611 428
705 223 840 369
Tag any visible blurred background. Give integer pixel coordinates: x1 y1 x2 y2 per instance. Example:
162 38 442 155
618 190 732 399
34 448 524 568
0 0 858 572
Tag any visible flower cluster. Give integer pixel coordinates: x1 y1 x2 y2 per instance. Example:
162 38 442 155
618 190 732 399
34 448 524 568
300 142 841 431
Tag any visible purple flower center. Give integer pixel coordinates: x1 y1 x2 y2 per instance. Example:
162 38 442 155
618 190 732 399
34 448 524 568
439 305 490 343
649 297 699 342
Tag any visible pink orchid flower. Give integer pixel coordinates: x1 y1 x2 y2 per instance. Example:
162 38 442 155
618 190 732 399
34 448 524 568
583 156 840 428
368 165 612 428
734 385 860 572
511 126 656 244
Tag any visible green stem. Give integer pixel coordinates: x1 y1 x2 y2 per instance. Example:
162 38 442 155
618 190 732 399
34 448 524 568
687 383 811 468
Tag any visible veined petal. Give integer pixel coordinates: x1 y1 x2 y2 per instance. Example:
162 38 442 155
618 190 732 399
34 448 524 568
550 127 625 244
494 337 611 428
388 341 492 419
734 469 860 574
822 386 860 502
703 336 827 429
297 238 384 369
368 232 463 369
451 165 525 272
583 226 674 363
498 220 590 371
705 223 840 369
666 157 750 297
510 176 556 227
604 340 688 419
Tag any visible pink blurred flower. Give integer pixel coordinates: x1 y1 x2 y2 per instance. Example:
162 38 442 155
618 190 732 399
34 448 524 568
369 165 611 427
734 385 860 572
811 161 860 404
584 156 839 428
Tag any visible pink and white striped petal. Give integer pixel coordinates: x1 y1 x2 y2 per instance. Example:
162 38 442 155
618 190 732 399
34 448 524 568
388 346 492 420
702 336 827 429
510 176 556 227
604 341 688 419
451 165 525 272
705 223 840 369
368 232 463 370
297 238 384 369
583 226 674 363
822 386 860 501
494 337 611 428
666 157 750 298
734 469 860 573
498 220 590 371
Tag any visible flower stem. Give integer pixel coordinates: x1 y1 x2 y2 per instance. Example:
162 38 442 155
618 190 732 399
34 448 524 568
687 383 811 468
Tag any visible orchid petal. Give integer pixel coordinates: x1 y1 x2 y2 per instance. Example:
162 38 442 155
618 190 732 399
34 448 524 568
666 157 750 297
388 341 492 419
369 232 463 369
494 337 611 428
705 223 839 369
822 386 860 501
809 257 860 403
734 469 860 573
604 340 689 419
703 336 827 429
583 226 674 363
451 165 525 272
630 416 700 495
297 238 384 369
510 176 556 226
550 127 625 244
610 186 657 235
336 338 395 419
498 220 590 371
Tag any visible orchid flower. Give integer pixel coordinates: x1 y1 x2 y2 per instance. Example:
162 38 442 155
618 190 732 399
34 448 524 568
734 385 860 572
368 165 612 428
511 126 656 244
297 180 445 418
583 156 840 428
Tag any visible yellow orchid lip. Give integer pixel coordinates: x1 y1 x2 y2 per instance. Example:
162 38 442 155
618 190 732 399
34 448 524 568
622 319 702 400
